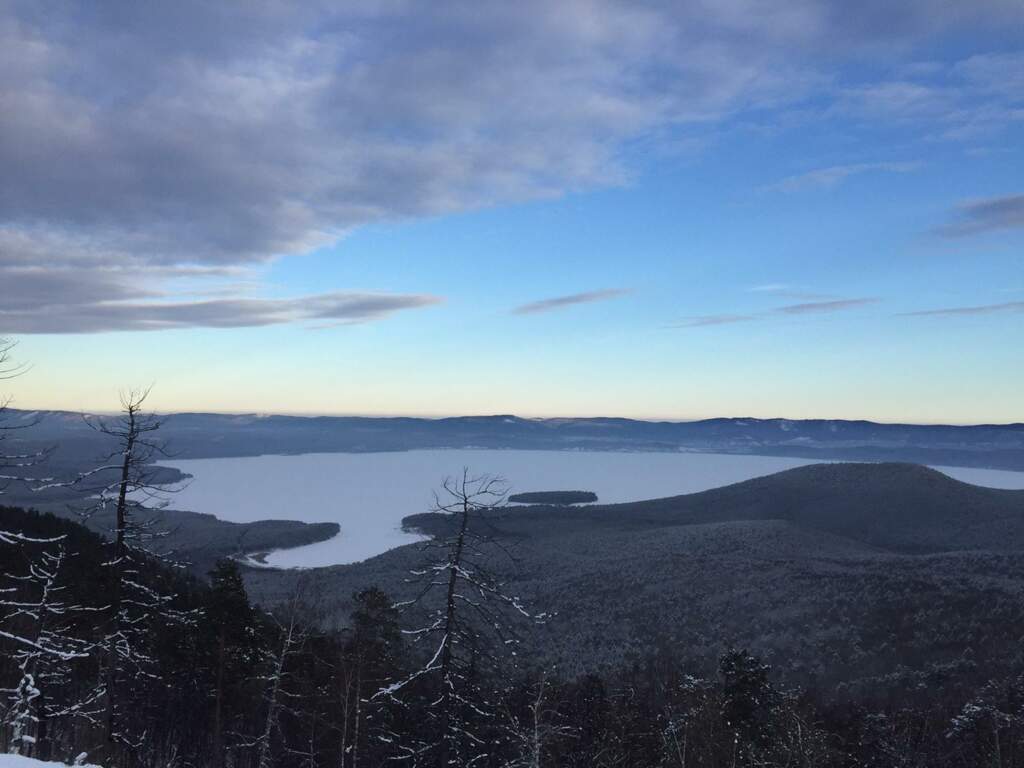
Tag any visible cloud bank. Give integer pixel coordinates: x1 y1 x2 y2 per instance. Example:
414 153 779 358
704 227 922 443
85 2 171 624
0 291 442 334
2 2 1022 332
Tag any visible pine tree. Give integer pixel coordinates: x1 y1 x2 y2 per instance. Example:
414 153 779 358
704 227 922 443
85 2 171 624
719 648 778 764
338 587 401 767
204 558 260 767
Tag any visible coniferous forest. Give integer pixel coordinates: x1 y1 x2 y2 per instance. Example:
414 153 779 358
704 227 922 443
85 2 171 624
5 496 1024 768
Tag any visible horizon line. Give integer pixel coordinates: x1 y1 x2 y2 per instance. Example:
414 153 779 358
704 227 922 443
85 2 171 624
7 405 1022 429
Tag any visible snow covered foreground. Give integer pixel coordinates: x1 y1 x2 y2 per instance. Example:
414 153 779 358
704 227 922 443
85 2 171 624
0 756 100 768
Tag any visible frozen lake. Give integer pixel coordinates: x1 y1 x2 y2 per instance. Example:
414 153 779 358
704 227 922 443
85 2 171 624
158 450 1024 568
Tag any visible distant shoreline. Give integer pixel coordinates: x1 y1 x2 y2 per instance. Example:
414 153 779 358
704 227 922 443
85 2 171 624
154 442 1024 474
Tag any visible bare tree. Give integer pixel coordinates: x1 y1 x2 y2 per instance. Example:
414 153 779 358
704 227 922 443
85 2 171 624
378 470 547 767
80 387 171 547
77 388 188 761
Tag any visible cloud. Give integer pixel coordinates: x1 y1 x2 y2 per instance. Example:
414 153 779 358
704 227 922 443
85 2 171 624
955 52 1024 100
0 290 442 334
834 82 955 122
512 289 631 316
775 298 878 314
831 50 1024 141
673 314 758 328
0 227 441 333
901 300 1024 317
934 194 1024 238
1 2 1021 333
766 162 920 192
676 297 876 328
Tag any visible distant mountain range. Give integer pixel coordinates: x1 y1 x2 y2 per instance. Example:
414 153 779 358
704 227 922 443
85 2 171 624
8 409 1024 470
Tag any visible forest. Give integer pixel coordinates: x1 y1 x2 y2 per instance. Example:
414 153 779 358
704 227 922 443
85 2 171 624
507 492 598 505
5 501 1024 768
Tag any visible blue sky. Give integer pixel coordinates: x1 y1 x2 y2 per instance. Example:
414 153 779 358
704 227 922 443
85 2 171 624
1 2 1022 422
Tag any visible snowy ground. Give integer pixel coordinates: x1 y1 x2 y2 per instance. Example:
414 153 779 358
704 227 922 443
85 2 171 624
0 756 100 768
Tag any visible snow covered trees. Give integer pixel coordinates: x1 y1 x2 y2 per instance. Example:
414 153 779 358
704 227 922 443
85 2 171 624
501 673 575 768
380 470 547 767
0 536 98 758
0 340 97 759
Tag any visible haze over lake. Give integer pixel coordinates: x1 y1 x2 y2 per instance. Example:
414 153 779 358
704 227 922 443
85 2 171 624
159 450 1024 568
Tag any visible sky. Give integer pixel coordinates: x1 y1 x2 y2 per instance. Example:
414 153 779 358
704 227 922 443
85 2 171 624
1 1 1022 423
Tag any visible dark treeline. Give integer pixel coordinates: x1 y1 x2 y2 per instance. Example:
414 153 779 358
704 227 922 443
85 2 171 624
507 491 598 505
4 504 1024 768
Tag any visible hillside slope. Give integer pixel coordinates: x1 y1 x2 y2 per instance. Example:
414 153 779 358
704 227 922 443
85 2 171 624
247 462 1024 692
478 462 1024 553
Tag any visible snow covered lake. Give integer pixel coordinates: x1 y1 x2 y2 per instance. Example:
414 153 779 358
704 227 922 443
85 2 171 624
157 449 1024 568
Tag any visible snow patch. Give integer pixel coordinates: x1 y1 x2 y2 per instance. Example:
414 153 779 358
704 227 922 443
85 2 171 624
0 755 101 768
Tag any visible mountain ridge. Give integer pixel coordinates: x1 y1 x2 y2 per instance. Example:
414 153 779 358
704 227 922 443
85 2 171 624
8 409 1024 470
407 462 1024 554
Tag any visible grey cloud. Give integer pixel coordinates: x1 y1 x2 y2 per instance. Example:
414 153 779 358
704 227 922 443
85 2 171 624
306 294 442 321
674 314 758 328
0 202 437 333
0 291 442 335
1 1 1022 330
0 268 158 311
512 289 631 316
766 162 920 192
901 301 1024 317
775 298 878 314
935 194 1024 238
677 297 877 328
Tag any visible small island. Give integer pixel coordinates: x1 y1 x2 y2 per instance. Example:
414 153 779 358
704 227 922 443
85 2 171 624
508 490 598 505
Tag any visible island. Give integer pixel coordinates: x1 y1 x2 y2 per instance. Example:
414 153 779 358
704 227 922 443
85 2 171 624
507 490 598 505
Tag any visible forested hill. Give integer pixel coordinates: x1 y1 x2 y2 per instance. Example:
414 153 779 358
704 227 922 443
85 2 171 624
252 462 1024 686
6 408 1024 469
470 462 1024 553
